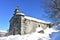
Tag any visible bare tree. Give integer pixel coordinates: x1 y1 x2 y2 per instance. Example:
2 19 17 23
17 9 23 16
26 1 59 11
44 0 60 22
42 0 60 27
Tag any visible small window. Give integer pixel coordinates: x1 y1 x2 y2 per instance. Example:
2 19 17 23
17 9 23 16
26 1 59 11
38 25 40 27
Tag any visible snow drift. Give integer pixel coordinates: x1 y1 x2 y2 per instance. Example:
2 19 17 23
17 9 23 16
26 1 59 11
0 26 59 40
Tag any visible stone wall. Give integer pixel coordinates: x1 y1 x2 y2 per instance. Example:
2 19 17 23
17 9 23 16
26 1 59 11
22 18 49 34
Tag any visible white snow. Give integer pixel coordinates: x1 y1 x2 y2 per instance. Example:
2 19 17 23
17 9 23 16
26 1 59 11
16 13 25 15
0 30 7 33
35 26 43 32
25 16 51 24
0 30 7 37
0 26 59 40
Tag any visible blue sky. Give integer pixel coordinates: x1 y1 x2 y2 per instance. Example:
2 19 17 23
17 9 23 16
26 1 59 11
0 0 51 30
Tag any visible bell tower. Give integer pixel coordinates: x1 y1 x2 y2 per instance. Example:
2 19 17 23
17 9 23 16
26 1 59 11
9 6 25 35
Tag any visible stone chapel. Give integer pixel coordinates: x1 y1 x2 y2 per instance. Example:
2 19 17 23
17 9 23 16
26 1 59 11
8 7 51 35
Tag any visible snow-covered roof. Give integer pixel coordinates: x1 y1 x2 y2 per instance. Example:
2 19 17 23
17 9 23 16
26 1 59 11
15 12 51 24
16 13 25 16
25 16 51 24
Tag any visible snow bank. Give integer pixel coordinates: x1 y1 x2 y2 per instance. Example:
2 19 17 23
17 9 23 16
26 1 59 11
0 30 8 37
0 30 7 33
0 33 50 40
0 27 59 40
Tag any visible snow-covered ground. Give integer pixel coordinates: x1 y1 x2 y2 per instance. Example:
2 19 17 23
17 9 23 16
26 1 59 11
0 26 60 40
0 30 7 37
